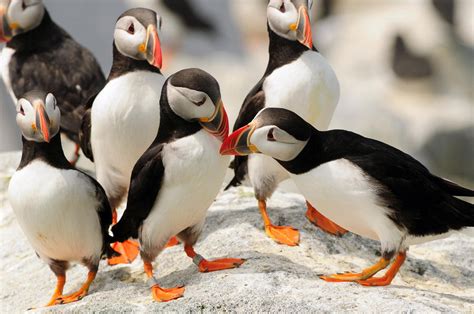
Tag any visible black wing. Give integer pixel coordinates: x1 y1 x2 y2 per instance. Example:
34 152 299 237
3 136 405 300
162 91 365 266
111 144 165 242
226 80 266 189
10 36 105 143
80 172 114 256
79 93 98 162
339 132 474 235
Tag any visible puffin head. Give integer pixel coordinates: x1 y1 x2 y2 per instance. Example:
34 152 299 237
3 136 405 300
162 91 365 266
267 0 313 49
166 68 229 141
114 8 163 69
0 0 45 42
15 90 60 143
220 108 312 161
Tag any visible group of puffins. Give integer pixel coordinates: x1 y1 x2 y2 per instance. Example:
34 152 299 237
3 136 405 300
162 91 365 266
1 0 473 307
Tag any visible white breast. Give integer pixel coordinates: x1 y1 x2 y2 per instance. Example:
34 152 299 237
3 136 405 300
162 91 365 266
140 130 229 248
249 51 340 193
263 51 340 130
8 161 103 263
291 159 405 253
91 71 165 200
0 47 17 102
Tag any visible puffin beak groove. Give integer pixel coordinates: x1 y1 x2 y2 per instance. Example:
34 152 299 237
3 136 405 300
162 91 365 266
145 24 162 69
35 102 50 143
220 124 258 156
296 5 312 49
199 100 229 142
0 5 12 43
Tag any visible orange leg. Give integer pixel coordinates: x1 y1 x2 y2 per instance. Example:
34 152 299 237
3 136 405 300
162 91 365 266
357 252 407 286
184 244 245 273
320 257 391 282
259 200 300 246
305 201 348 236
44 274 65 307
108 209 140 265
69 144 81 167
165 236 180 248
55 271 96 305
144 262 184 302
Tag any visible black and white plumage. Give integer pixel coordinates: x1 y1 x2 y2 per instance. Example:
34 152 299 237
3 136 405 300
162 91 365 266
112 69 243 302
227 0 341 245
7 91 117 307
0 0 105 147
80 7 164 211
221 107 474 286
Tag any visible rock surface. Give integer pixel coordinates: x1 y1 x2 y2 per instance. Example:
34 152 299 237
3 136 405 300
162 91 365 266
0 152 473 313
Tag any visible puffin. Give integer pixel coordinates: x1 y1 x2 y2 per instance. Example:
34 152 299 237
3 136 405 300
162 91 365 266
112 68 244 302
227 0 346 246
7 91 118 307
221 107 474 286
0 0 105 165
80 8 165 265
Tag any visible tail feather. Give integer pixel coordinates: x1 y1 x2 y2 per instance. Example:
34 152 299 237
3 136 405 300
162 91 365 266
435 176 474 197
225 176 241 190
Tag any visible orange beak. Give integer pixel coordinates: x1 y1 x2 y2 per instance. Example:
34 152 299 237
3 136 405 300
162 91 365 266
220 124 258 156
199 100 229 142
145 24 162 69
35 103 50 143
0 4 12 43
296 5 313 49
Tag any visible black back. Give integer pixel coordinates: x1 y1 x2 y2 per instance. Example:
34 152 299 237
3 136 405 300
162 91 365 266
7 10 106 143
279 129 474 236
111 79 202 241
227 25 315 188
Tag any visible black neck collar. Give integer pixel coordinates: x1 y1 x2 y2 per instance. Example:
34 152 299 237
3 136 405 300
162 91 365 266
18 134 72 170
108 43 162 81
264 24 310 76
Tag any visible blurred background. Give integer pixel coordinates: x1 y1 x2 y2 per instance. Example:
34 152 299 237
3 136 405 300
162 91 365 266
0 0 473 185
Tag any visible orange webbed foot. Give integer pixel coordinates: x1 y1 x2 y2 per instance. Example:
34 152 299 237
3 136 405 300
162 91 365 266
165 236 180 248
264 224 300 246
197 258 245 273
108 240 140 265
305 201 348 236
151 285 185 302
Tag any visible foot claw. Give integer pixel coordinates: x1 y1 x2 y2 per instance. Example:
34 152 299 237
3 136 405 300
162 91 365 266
108 240 140 265
198 258 245 273
151 285 185 302
265 225 300 246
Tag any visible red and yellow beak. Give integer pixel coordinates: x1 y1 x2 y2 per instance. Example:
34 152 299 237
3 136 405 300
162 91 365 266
34 102 50 143
199 100 229 142
0 4 12 43
145 24 162 69
296 5 312 49
220 124 259 156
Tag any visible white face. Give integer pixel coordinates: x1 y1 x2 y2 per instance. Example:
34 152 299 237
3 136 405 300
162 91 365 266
16 93 60 143
267 0 312 43
114 14 162 61
250 125 308 161
4 0 44 35
166 84 216 121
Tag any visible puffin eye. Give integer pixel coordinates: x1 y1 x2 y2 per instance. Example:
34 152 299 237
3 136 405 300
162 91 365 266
194 97 206 106
127 23 135 34
22 1 26 10
267 129 276 141
19 106 25 116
